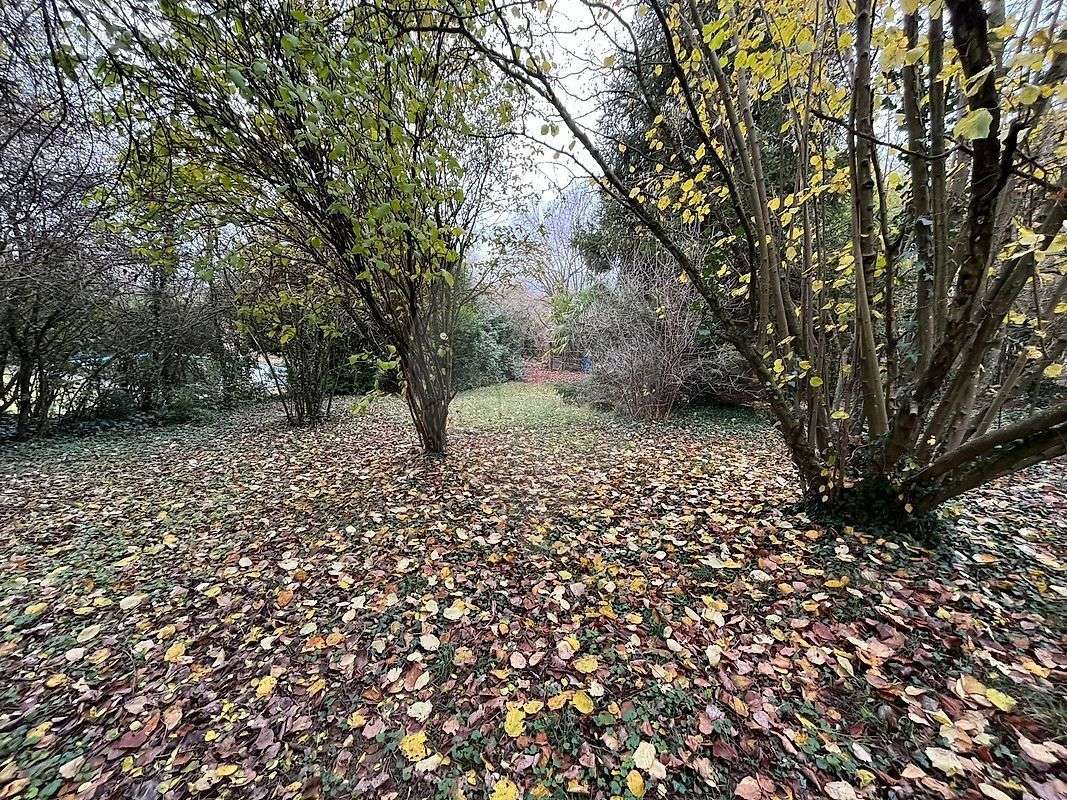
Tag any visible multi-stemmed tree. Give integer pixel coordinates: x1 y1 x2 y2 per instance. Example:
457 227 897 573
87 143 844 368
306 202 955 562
428 0 1066 521
66 0 508 452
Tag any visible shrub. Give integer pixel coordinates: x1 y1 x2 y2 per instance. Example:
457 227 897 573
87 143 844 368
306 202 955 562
94 388 137 420
157 386 206 424
554 378 595 406
452 304 525 391
570 258 758 420
328 351 379 396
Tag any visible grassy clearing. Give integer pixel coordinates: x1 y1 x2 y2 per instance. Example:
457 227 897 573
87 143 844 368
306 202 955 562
449 382 596 432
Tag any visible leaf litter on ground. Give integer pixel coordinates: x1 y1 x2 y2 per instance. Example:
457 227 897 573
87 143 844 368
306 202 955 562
1 383 1064 800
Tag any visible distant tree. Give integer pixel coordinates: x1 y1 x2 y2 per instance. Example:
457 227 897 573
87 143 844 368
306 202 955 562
0 0 130 437
236 241 349 426
517 185 597 298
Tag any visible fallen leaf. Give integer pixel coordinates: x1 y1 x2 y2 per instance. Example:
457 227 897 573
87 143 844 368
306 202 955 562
633 740 657 771
490 777 519 800
164 640 186 662
627 769 646 798
256 675 277 698
825 781 858 800
58 755 84 779
504 707 526 737
77 624 103 644
408 700 432 723
925 747 964 776
573 654 598 674
985 688 1017 712
978 784 1012 800
571 690 594 714
399 730 428 762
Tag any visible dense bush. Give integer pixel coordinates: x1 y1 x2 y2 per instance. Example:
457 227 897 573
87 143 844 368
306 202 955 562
451 304 526 391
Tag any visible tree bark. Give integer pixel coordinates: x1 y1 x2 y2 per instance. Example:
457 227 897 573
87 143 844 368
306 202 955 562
850 0 889 436
903 11 934 374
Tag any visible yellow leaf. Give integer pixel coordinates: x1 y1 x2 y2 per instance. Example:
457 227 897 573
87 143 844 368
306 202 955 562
1017 84 1040 105
1022 658 1051 678
490 778 519 800
925 746 964 776
954 108 993 141
213 764 239 778
1043 363 1064 379
276 589 294 608
164 641 186 663
548 691 572 710
346 710 367 728
308 677 326 696
24 602 47 616
256 675 277 698
399 730 429 762
554 635 580 661
573 654 599 674
571 691 594 715
504 707 526 737
25 721 51 743
443 599 467 620
627 769 646 797
985 688 1017 712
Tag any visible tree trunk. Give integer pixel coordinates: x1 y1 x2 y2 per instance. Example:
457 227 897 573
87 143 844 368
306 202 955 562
409 389 449 454
903 11 935 374
850 0 889 436
14 360 32 440
402 332 452 455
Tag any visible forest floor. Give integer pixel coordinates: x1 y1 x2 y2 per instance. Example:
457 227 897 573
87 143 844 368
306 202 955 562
1 382 1065 800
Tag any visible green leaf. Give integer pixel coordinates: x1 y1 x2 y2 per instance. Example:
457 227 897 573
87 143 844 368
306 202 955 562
953 108 993 141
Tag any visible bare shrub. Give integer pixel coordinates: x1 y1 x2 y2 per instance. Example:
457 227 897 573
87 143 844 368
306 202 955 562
576 251 722 420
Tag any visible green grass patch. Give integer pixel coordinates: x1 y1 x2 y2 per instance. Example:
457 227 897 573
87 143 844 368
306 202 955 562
448 382 597 432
